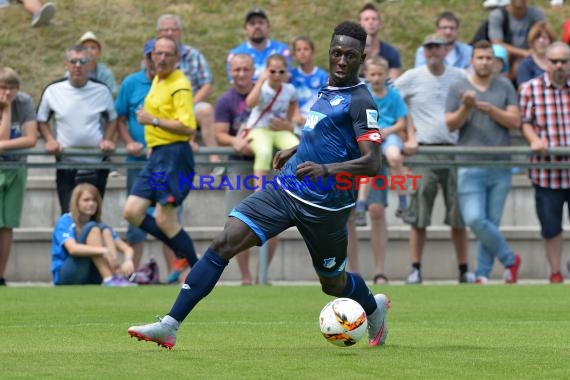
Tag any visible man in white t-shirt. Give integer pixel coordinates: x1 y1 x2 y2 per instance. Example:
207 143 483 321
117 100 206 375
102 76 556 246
394 34 470 285
38 45 117 214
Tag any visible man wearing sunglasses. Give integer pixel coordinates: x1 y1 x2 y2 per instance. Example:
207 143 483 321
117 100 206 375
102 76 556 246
37 45 117 214
520 42 570 284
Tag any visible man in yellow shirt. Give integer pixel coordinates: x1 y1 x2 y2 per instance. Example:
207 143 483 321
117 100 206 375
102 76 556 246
123 36 198 270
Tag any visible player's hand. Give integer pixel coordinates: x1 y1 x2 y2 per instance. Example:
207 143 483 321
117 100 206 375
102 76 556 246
126 142 144 157
44 140 63 154
295 161 326 181
272 146 296 170
99 139 115 152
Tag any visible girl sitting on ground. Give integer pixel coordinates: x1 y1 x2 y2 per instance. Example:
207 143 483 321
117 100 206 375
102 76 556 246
51 183 135 286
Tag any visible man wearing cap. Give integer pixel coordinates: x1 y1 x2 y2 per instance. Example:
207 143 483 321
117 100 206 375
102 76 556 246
227 7 291 82
77 31 118 94
394 34 470 284
415 11 472 69
446 39 521 284
155 14 222 175
37 44 117 214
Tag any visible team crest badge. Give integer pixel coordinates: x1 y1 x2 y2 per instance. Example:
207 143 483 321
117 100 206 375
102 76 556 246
323 257 337 269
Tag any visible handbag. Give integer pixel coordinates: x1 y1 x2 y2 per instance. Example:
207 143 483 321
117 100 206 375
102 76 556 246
241 85 283 138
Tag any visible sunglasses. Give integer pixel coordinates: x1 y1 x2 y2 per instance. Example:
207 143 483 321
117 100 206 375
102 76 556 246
270 69 286 75
69 58 89 66
548 58 569 65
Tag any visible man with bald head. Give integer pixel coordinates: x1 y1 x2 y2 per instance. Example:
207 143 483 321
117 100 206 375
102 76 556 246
520 42 570 284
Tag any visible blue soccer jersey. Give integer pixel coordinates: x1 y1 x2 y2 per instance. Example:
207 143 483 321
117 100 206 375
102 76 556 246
290 66 329 116
227 40 291 82
277 83 382 211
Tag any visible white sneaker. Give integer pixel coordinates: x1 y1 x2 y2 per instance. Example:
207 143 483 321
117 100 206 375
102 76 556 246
367 294 390 347
128 316 177 349
406 268 422 284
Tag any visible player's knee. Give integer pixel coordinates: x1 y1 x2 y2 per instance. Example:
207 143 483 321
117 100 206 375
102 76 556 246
211 232 239 260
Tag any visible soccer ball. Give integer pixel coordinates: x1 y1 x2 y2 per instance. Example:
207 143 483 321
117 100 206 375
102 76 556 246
319 298 368 347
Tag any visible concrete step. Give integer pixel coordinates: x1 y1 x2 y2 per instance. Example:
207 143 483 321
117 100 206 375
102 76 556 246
21 174 559 230
6 225 569 283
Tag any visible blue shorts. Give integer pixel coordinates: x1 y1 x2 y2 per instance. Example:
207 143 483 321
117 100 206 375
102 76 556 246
130 142 195 207
381 133 403 155
230 186 351 278
126 167 184 243
534 185 570 239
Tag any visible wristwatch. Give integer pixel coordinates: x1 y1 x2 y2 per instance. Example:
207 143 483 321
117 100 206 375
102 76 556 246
152 118 160 127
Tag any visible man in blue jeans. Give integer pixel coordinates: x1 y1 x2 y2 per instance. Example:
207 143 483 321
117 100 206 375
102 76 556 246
445 40 521 284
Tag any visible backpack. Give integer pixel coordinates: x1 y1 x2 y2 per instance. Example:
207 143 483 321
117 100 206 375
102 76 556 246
470 7 511 46
129 258 161 285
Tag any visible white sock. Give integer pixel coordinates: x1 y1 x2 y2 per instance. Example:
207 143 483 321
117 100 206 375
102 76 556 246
103 276 113 282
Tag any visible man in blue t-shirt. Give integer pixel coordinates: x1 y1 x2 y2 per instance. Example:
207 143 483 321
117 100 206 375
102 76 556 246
128 21 390 351
226 8 291 82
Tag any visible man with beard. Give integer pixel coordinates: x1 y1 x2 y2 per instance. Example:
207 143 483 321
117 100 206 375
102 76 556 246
446 40 521 284
520 42 570 284
415 11 472 69
226 8 291 82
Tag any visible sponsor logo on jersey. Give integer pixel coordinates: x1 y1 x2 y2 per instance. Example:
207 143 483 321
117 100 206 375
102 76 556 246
303 110 326 130
366 109 379 129
330 95 344 106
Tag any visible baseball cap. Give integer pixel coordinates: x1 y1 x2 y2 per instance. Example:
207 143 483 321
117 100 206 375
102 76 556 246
422 34 446 47
79 31 101 49
144 39 155 57
244 7 268 23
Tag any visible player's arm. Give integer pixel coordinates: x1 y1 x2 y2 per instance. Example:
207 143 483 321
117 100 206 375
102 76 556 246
295 139 381 181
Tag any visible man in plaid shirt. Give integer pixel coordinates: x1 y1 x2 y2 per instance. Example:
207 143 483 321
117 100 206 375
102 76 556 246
520 42 570 284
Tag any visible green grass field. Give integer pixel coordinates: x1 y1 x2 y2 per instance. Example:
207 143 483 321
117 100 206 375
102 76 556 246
2 284 570 379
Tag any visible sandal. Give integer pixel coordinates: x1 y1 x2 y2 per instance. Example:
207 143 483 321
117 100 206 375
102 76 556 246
373 273 389 285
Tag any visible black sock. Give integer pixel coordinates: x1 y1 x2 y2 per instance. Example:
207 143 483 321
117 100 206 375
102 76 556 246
412 262 421 271
459 264 468 275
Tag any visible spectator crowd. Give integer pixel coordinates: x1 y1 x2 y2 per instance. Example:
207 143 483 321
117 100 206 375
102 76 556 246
1 1 570 286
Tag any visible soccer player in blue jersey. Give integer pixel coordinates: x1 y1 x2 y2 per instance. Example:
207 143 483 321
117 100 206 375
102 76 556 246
128 21 390 350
